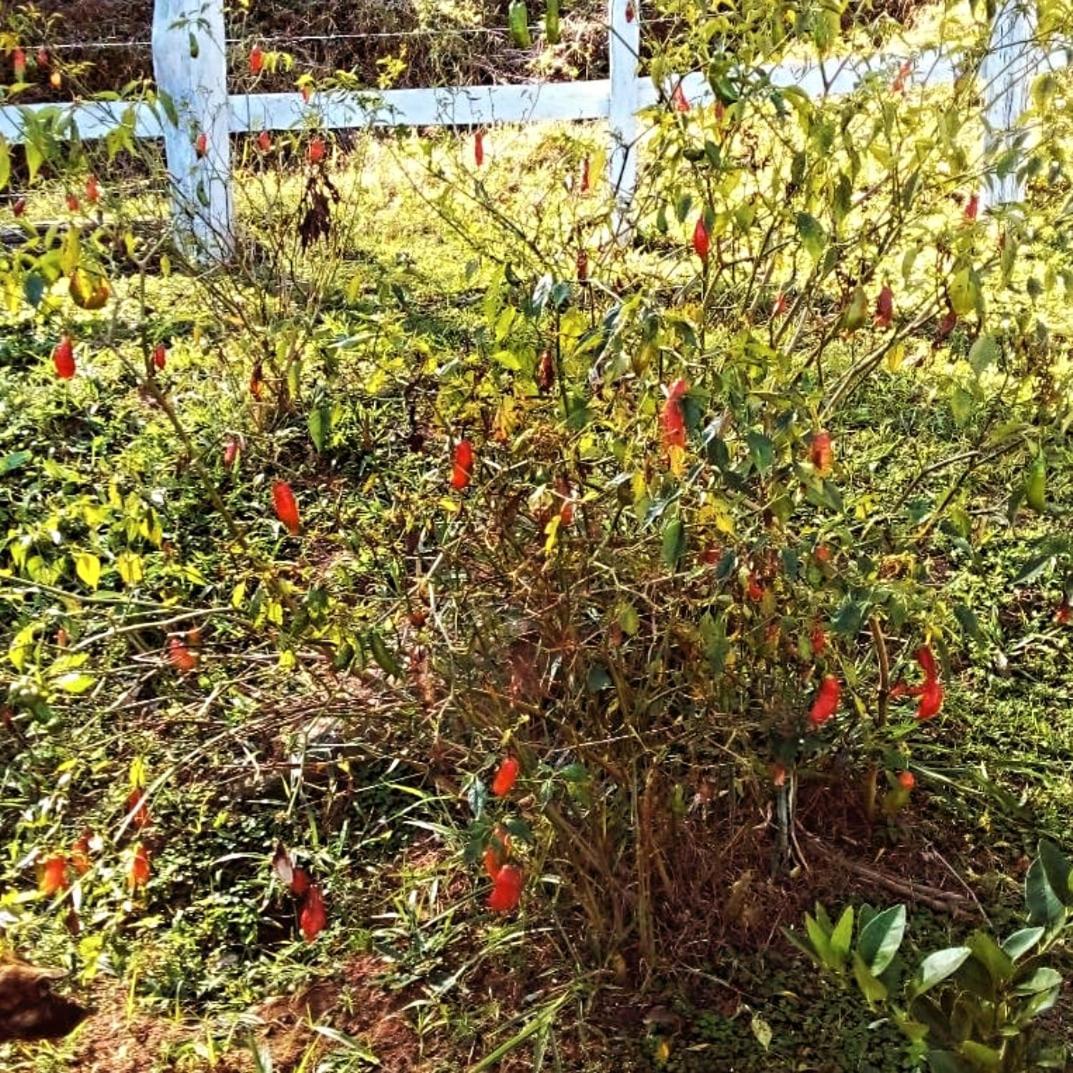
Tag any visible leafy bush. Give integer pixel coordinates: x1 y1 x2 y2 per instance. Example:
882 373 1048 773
790 841 1073 1072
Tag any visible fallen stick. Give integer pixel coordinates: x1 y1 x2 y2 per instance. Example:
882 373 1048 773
805 836 977 918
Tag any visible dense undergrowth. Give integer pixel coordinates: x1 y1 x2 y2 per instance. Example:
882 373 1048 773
2 0 1073 1070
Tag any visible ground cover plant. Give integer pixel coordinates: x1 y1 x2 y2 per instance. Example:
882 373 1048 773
0 0 1072 1069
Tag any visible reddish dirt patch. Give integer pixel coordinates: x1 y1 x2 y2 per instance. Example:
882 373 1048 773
52 954 421 1073
251 955 422 1073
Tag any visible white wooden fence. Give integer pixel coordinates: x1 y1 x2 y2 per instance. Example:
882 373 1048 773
0 0 1045 259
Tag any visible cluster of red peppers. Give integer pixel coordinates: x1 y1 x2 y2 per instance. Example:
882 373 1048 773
272 847 327 941
890 645 944 720
39 784 154 898
484 757 523 913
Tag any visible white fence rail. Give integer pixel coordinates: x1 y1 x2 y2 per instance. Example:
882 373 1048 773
0 0 1045 258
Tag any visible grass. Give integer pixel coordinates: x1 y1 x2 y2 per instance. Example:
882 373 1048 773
1 99 1072 1073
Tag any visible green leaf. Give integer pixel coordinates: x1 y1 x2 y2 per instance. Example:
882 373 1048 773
839 286 868 333
830 905 854 959
957 1041 1001 1068
0 450 32 475
968 334 999 375
949 386 974 427
805 912 838 970
0 135 10 192
750 1014 772 1051
1013 966 1062 995
1001 927 1044 960
1025 455 1046 513
952 603 981 641
796 213 826 260
368 632 402 680
832 597 866 638
966 930 1013 984
745 431 774 473
53 672 95 694
926 1051 972 1073
856 904 906 976
911 947 972 997
1027 854 1068 926
1038 840 1073 904
661 518 686 569
852 952 889 1007
949 266 980 317
308 405 331 452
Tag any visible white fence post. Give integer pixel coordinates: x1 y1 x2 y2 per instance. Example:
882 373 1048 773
980 0 1038 209
607 0 640 238
152 0 234 260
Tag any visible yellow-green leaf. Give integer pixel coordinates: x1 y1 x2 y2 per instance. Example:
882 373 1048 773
74 552 102 590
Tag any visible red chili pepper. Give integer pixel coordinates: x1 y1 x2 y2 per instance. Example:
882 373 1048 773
661 379 688 450
916 677 943 720
272 480 301 534
897 770 916 790
168 635 198 673
874 285 894 329
772 291 789 317
70 834 92 876
556 476 574 525
257 130 272 152
814 544 832 563
85 174 100 205
13 197 26 217
810 430 833 474
450 439 474 490
129 843 151 889
223 435 242 467
299 885 327 940
307 136 326 165
13 47 26 81
671 82 690 112
36 47 49 68
249 45 264 75
290 867 310 897
125 789 151 829
483 827 512 879
810 625 827 656
915 645 938 682
487 863 523 913
809 675 841 728
964 193 979 221
53 336 75 379
625 1 636 21
576 249 588 283
935 309 958 342
474 129 485 167
249 362 264 400
1056 597 1071 625
195 132 208 158
746 573 764 602
65 193 80 212
771 763 787 788
580 156 590 193
491 756 520 797
39 854 70 895
152 343 167 370
301 84 312 103
536 349 555 393
692 215 710 263
891 60 912 93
